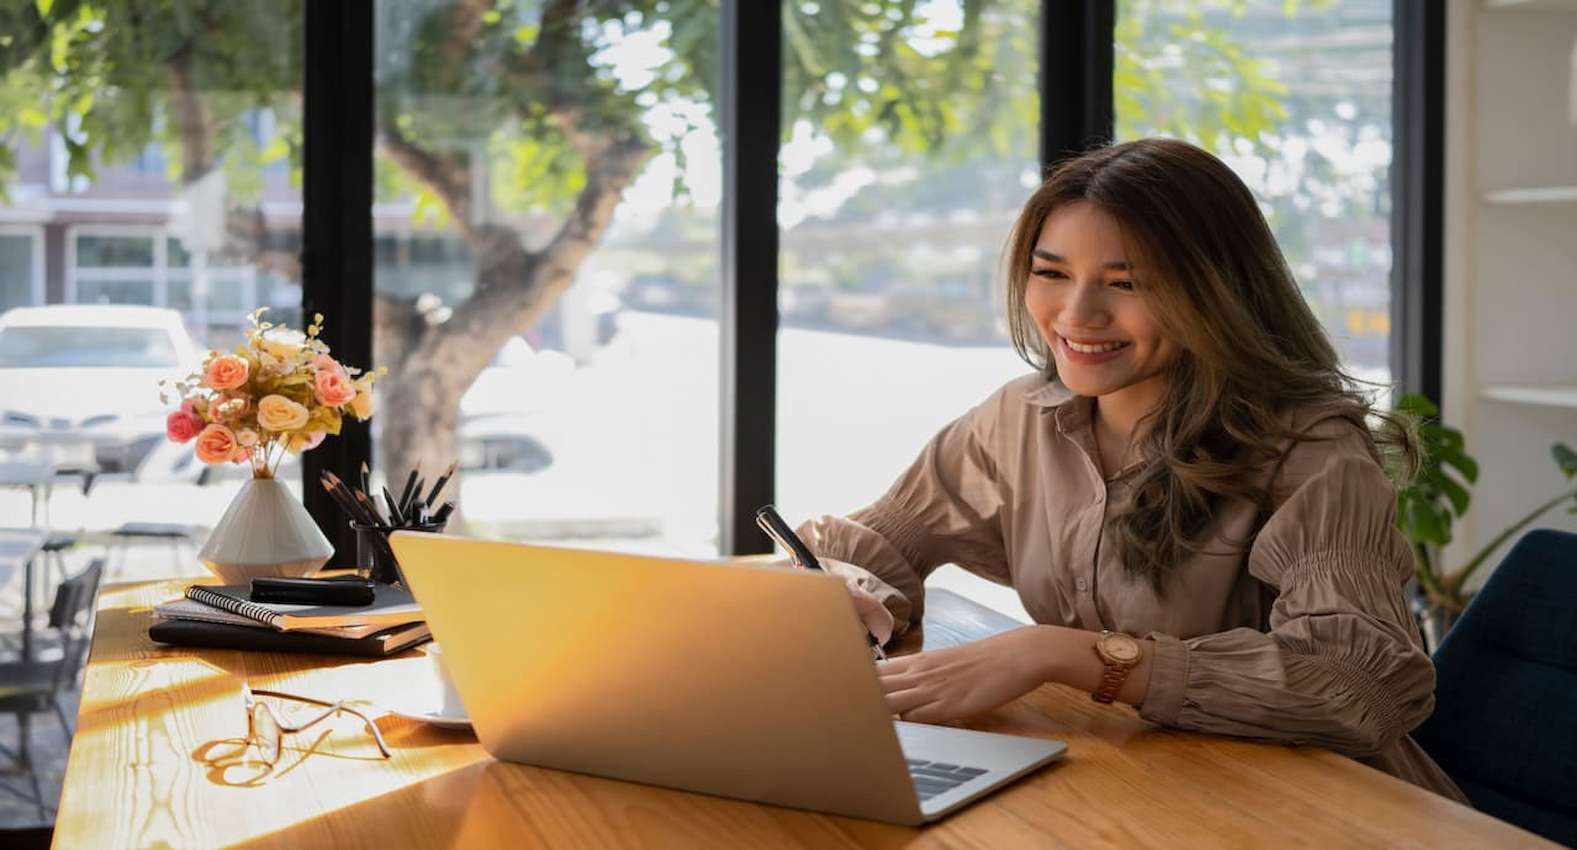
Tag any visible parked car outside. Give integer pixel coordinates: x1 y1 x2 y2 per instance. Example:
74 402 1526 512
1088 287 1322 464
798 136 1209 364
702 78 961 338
0 305 202 477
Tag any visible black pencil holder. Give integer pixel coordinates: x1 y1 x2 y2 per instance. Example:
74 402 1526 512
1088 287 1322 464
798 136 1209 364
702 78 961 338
350 520 446 586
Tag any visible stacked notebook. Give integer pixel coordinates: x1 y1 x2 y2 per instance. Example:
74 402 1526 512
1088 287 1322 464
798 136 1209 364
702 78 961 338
150 581 431 657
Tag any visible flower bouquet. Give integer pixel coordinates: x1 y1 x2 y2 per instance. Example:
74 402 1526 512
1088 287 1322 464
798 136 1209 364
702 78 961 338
163 309 382 582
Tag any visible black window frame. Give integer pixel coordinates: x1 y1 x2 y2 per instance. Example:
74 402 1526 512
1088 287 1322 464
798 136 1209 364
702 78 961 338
300 0 1441 557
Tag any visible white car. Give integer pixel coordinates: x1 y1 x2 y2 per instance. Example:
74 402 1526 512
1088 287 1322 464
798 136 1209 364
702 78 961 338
0 305 202 477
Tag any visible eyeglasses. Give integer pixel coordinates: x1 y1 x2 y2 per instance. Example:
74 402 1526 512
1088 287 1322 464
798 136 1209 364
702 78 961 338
242 681 391 767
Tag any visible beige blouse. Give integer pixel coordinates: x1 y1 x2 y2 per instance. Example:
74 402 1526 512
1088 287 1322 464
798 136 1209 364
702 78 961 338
798 373 1467 803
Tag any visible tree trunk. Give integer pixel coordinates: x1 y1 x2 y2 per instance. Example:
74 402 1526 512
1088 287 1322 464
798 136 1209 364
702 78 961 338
372 134 648 527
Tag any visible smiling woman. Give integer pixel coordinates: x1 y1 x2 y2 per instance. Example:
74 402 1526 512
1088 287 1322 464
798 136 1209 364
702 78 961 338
794 138 1467 804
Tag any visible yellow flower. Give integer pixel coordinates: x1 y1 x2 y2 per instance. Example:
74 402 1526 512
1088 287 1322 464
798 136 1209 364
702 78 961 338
286 430 326 453
348 377 375 419
257 394 309 432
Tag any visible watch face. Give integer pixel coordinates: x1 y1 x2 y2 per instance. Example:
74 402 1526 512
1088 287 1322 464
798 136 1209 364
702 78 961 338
1103 634 1141 663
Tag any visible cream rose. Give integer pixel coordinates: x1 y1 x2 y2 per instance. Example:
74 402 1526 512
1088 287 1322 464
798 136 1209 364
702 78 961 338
194 424 239 465
235 428 259 448
203 355 250 391
256 394 309 432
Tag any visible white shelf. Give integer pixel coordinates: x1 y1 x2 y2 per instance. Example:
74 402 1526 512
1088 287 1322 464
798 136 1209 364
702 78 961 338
1482 185 1577 204
1481 384 1577 408
1485 0 1577 11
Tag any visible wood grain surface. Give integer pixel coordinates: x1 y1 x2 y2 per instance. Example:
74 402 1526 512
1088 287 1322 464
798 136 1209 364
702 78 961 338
52 579 1554 850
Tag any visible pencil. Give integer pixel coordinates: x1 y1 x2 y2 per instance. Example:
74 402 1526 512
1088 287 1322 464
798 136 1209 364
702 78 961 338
322 472 377 526
397 467 419 518
424 462 457 509
352 486 388 528
383 486 405 527
318 476 360 521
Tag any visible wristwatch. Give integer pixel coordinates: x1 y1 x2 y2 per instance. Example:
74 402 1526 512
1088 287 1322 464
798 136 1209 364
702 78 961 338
1091 630 1142 704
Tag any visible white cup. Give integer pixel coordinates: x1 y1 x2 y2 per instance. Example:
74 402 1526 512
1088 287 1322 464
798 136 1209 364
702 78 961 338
426 643 467 717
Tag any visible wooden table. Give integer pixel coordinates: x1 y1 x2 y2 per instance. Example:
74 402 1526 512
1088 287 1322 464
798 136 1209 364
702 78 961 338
55 579 1553 849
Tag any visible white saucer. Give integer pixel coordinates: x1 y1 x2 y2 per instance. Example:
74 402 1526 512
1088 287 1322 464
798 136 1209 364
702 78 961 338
387 708 472 730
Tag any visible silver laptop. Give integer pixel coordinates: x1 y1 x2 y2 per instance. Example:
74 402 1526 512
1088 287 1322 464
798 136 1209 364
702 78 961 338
390 532 1066 825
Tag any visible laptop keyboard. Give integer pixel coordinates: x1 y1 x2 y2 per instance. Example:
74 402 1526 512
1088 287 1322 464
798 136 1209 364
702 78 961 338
906 758 990 801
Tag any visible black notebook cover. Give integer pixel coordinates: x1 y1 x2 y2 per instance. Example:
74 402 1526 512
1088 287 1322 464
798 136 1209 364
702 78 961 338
149 618 431 657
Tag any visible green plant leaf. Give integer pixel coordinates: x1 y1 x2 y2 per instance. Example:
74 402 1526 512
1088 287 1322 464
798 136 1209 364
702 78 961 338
1437 473 1471 517
1396 393 1438 418
1436 445 1479 484
1406 499 1450 546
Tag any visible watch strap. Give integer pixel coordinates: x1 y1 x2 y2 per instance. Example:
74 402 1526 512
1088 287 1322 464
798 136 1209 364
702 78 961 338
1092 662 1129 704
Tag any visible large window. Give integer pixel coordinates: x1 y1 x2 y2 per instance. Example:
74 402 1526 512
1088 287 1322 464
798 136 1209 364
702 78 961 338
768 1 1039 616
0 228 43 311
0 0 303 829
372 1 722 556
0 2 303 564
774 0 1039 526
1115 0 1395 386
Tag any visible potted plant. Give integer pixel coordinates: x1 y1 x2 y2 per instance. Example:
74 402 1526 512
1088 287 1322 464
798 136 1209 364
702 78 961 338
1389 394 1577 649
162 310 382 583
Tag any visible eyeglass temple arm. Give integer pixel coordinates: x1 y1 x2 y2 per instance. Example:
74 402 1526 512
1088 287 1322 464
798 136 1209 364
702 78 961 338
251 687 393 758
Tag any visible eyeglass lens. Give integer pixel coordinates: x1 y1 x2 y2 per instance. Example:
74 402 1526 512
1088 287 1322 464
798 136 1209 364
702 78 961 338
250 700 283 766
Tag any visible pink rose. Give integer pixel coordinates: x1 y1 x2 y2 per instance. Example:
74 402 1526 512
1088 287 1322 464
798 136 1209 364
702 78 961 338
203 354 250 391
313 354 343 375
165 410 204 443
194 424 239 465
314 366 357 407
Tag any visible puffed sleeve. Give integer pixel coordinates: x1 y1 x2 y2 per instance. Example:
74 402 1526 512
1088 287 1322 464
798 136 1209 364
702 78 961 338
1138 421 1436 757
796 391 1011 637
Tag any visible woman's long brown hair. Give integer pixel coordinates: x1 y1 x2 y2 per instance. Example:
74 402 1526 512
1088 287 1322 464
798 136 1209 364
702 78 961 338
1003 138 1419 592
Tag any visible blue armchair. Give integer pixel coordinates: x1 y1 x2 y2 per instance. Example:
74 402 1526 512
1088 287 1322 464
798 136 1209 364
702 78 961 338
1412 529 1577 847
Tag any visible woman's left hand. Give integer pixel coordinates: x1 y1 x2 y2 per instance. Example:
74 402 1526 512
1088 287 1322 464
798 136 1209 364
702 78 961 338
876 626 1050 723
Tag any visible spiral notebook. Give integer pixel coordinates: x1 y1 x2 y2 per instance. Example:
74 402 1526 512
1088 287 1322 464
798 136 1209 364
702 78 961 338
178 582 423 632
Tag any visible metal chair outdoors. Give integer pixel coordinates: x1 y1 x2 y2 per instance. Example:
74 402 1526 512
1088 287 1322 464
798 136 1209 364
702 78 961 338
1412 529 1577 847
0 558 104 823
33 535 75 621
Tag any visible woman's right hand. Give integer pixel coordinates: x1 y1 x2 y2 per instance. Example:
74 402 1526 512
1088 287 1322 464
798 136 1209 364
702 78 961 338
819 557 897 647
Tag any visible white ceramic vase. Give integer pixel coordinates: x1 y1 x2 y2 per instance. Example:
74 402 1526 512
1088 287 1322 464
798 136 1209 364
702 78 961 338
198 477 334 584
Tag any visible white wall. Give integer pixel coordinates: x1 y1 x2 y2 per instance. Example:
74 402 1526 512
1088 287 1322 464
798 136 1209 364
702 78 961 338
1442 0 1577 582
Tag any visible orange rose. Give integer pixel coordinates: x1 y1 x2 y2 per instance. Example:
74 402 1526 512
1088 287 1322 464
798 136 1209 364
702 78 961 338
194 424 239 465
203 355 250 391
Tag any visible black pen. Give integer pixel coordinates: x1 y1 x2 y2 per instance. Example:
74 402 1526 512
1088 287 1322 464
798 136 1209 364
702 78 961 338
754 504 822 571
755 504 887 660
